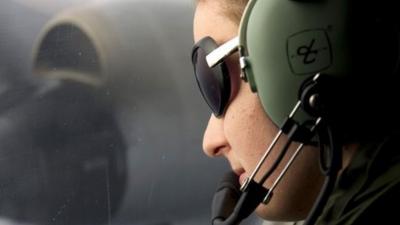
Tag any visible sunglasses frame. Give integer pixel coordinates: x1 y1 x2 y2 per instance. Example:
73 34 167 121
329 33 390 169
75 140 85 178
191 36 239 117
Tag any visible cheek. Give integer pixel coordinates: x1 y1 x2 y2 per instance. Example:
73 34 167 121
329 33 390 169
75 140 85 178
223 83 278 165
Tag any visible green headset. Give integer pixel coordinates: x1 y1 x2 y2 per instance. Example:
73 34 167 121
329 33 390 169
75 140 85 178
209 1 400 225
239 0 400 135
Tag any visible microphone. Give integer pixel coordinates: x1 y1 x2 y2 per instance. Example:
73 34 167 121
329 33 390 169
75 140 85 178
211 171 241 223
211 171 269 225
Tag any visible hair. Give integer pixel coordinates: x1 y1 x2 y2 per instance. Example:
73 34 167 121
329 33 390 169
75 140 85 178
196 0 249 24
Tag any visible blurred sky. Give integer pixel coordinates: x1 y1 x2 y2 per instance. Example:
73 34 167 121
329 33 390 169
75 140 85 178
10 0 109 14
9 0 193 14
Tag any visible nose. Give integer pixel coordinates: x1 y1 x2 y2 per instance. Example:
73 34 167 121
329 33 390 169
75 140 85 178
203 114 229 157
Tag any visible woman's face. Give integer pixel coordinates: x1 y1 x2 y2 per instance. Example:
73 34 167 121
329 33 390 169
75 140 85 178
194 1 325 221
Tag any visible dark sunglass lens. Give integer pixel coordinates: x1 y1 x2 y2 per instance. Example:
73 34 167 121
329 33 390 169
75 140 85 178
193 48 222 115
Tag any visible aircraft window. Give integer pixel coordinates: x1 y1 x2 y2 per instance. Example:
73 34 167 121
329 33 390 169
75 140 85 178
0 1 264 225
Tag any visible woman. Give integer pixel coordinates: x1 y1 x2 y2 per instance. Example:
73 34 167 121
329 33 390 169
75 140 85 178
191 0 400 224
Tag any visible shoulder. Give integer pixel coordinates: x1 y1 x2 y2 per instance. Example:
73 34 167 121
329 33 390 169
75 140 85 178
351 180 400 224
316 136 400 225
339 138 400 225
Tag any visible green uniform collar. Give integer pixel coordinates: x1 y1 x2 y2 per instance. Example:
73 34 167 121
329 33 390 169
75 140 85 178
316 135 400 224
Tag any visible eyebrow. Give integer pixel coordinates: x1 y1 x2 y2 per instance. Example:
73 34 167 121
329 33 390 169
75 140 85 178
206 36 239 68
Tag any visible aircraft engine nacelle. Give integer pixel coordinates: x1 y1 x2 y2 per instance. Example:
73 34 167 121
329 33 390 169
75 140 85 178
0 1 227 225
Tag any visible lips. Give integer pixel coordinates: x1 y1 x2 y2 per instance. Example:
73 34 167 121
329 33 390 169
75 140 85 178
233 168 246 185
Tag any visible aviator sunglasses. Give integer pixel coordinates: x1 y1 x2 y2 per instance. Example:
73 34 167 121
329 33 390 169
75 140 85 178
191 36 239 117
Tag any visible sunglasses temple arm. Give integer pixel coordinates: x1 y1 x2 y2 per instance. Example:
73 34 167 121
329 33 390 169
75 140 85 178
206 36 239 68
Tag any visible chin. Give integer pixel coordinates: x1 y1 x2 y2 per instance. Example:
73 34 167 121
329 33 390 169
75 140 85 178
255 203 308 222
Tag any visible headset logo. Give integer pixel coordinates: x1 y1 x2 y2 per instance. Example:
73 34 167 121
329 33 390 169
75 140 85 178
287 29 332 75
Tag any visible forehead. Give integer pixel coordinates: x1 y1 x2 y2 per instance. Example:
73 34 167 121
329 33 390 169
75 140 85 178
193 1 238 44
